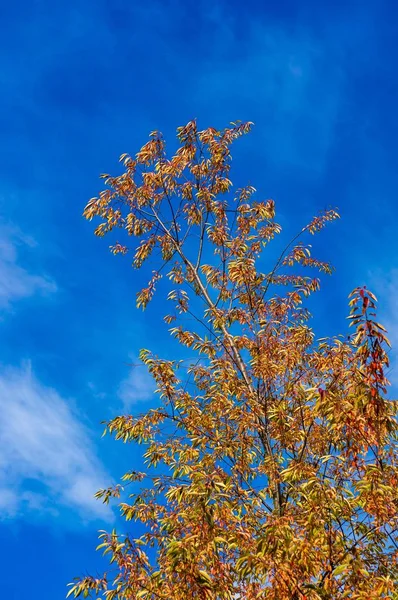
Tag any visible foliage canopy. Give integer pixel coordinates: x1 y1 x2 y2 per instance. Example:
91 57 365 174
69 121 397 599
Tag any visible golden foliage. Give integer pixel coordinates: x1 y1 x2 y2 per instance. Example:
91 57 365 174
69 121 397 600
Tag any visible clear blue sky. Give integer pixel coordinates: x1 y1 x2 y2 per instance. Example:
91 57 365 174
1 0 397 597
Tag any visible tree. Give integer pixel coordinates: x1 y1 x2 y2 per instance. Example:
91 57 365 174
68 121 397 599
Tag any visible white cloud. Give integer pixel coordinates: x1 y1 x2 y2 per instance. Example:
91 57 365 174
0 362 113 522
0 222 56 312
118 360 155 409
0 488 18 516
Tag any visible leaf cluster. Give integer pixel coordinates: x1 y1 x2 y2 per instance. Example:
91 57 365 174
69 121 397 600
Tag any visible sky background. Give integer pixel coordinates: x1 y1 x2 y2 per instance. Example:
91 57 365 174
1 0 397 597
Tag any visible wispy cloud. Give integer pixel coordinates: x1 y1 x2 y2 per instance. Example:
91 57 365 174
0 222 56 312
118 359 155 409
194 19 346 175
0 362 113 522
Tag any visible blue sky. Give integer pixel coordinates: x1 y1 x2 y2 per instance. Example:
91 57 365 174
1 0 397 597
